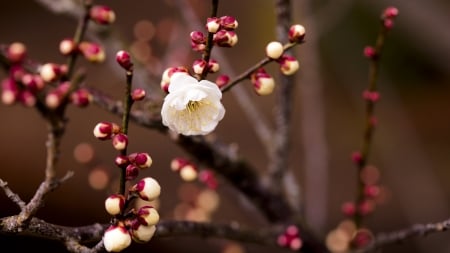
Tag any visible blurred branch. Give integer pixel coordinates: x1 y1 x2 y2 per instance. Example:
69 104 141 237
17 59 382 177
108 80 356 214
297 1 329 234
0 217 283 251
265 0 295 195
356 217 450 253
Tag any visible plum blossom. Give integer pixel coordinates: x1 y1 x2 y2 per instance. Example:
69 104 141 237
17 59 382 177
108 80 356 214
161 73 225 136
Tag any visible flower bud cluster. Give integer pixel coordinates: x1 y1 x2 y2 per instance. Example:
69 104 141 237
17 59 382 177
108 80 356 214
1 42 93 108
341 163 383 218
94 121 161 251
381 6 399 30
277 225 303 250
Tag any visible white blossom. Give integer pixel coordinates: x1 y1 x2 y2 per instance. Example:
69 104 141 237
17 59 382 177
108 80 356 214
161 73 225 136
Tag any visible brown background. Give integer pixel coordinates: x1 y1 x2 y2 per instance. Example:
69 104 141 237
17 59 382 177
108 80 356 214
1 0 450 252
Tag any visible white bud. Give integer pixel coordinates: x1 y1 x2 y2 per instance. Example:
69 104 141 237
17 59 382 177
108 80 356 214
134 177 161 201
105 194 125 216
131 224 156 243
265 41 284 59
180 165 198 182
103 225 132 252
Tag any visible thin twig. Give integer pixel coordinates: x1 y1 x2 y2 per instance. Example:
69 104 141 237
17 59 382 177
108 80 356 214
355 218 450 253
0 179 26 210
266 0 295 195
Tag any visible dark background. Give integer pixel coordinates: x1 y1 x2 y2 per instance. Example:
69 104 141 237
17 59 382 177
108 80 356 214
1 0 450 252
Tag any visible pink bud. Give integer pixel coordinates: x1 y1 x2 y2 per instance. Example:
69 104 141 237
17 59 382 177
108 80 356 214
288 24 306 43
19 90 36 107
126 164 139 181
219 16 238 30
364 185 380 198
383 6 399 19
362 90 380 102
190 31 206 44
208 59 220 73
115 155 129 167
213 30 238 47
40 63 62 83
363 46 377 59
137 206 160 226
215 74 229 89
112 133 128 151
93 121 115 140
192 59 207 75
278 55 299 75
351 229 374 249
131 88 146 101
59 38 77 56
358 200 375 216
21 74 44 93
7 42 27 63
341 201 356 216
90 5 116 25
45 82 69 109
71 88 92 107
79 42 105 63
2 78 19 105
206 17 221 33
116 50 133 71
199 170 218 189
351 151 363 165
170 157 190 172
130 152 152 169
383 18 395 30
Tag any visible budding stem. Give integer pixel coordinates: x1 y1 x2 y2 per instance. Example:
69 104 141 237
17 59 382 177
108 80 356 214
198 0 219 81
119 70 134 194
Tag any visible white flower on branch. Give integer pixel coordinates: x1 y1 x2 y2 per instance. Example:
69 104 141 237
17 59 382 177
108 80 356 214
161 73 225 136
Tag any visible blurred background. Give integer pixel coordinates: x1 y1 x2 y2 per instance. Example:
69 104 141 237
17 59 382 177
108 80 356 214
0 0 450 252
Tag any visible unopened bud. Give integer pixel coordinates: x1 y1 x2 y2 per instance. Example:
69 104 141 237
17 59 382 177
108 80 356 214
208 59 220 73
192 59 207 75
131 88 146 101
190 31 206 44
253 74 275 96
131 224 156 243
93 121 118 140
180 164 198 182
105 194 125 216
40 63 61 83
59 38 77 56
137 206 160 226
219 16 238 30
288 24 306 43
382 6 399 19
363 46 377 59
21 74 44 93
278 55 299 75
116 50 133 71
206 17 221 33
79 42 105 63
1 78 18 105
115 155 129 167
112 133 128 151
129 152 153 169
19 90 36 107
265 41 284 59
71 88 92 107
213 30 238 47
126 164 139 181
103 225 132 252
215 74 229 89
7 42 27 63
132 177 161 201
90 5 116 25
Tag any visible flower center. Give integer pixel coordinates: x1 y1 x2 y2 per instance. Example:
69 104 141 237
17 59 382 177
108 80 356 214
186 100 202 113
